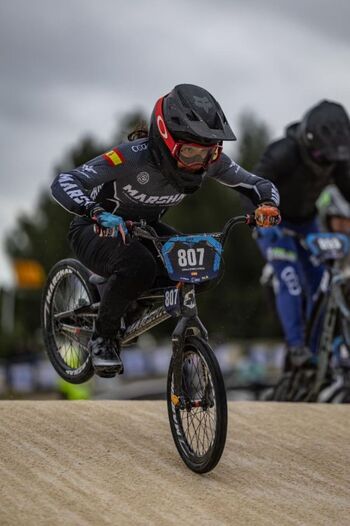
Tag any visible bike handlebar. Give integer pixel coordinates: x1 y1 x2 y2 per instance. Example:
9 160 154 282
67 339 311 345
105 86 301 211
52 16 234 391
126 214 257 248
219 214 256 245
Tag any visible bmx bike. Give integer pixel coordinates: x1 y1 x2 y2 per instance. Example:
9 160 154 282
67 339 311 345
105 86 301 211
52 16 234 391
41 214 256 473
269 229 350 402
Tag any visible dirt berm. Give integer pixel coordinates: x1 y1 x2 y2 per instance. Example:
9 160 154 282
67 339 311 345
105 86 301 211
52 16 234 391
0 401 349 525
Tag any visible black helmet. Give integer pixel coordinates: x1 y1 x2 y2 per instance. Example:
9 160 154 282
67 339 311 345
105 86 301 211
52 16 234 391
149 84 236 193
160 84 236 144
299 100 350 163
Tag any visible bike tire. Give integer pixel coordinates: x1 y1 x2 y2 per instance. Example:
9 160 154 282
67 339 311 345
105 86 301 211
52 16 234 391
41 258 98 384
270 372 294 401
167 336 227 474
305 293 336 402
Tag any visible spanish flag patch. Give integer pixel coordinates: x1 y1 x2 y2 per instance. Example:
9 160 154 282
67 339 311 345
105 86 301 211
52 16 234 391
103 148 124 166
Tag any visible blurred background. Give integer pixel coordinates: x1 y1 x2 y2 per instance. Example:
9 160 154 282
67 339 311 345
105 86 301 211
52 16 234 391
1 0 349 400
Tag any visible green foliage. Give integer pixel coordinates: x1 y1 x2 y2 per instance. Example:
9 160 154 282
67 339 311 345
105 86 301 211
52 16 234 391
2 108 281 358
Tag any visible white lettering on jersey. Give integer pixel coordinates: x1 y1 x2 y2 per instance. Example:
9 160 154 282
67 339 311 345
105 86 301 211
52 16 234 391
82 164 97 175
229 160 240 174
122 184 185 206
90 184 103 201
58 174 93 206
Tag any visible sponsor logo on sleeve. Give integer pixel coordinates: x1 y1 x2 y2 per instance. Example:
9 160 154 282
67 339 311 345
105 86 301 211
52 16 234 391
103 148 125 167
82 164 97 175
229 160 240 173
58 174 94 207
131 143 148 152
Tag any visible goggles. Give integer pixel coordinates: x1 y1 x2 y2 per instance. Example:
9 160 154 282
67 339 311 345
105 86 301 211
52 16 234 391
155 97 222 170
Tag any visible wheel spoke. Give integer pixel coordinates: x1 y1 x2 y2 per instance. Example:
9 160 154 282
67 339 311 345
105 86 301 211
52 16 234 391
51 273 93 369
173 347 217 457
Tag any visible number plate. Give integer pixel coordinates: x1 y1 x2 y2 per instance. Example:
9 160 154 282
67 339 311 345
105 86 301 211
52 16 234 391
164 286 181 316
306 233 350 260
161 235 222 283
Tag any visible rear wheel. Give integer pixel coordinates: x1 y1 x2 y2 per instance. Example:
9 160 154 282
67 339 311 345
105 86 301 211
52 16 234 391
41 259 98 384
167 336 227 474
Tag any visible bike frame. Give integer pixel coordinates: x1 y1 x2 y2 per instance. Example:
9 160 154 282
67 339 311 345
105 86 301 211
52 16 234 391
55 215 253 391
121 217 251 396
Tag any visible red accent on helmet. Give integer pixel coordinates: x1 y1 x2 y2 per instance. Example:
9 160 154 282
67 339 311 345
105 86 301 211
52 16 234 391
155 96 177 155
154 96 222 169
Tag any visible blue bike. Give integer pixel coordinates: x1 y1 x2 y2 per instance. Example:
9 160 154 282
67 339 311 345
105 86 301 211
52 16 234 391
269 229 350 402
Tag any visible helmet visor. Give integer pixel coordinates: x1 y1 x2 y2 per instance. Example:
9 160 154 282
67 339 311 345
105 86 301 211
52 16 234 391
176 142 222 170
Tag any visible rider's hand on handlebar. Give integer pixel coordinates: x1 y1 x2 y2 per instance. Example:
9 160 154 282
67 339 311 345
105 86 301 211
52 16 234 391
254 204 281 227
90 206 128 242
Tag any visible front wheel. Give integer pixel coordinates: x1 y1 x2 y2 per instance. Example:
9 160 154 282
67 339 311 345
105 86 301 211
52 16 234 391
167 336 227 474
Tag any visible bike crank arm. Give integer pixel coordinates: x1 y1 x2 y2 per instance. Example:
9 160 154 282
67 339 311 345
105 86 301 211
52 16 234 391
58 323 93 339
53 303 99 320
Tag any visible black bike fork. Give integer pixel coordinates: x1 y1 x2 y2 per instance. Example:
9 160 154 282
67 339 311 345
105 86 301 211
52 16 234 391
171 285 208 403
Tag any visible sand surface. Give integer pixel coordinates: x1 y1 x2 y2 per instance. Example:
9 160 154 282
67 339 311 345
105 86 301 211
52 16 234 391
0 401 349 525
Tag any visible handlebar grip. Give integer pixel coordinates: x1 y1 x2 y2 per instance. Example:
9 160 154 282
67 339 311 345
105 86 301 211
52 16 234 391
93 224 116 237
246 213 256 226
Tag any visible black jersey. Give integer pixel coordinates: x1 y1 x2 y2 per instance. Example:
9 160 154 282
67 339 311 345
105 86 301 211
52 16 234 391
51 138 279 222
254 123 350 222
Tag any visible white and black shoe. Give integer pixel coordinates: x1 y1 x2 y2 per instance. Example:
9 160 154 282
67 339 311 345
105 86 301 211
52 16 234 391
88 335 123 378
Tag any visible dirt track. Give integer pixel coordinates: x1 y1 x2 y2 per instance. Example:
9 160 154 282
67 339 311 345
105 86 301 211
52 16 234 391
0 401 349 526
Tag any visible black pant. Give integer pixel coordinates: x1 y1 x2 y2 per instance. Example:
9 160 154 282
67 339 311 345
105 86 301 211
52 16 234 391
68 219 177 338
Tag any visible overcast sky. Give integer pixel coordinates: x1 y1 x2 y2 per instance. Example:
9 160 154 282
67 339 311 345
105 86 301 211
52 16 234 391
1 0 350 286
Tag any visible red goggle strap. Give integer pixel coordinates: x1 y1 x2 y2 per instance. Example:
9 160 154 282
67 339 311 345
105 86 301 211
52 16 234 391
154 97 178 156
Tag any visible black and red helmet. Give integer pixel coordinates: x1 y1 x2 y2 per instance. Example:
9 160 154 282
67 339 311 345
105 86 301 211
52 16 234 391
149 84 236 192
150 84 236 169
157 84 236 143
